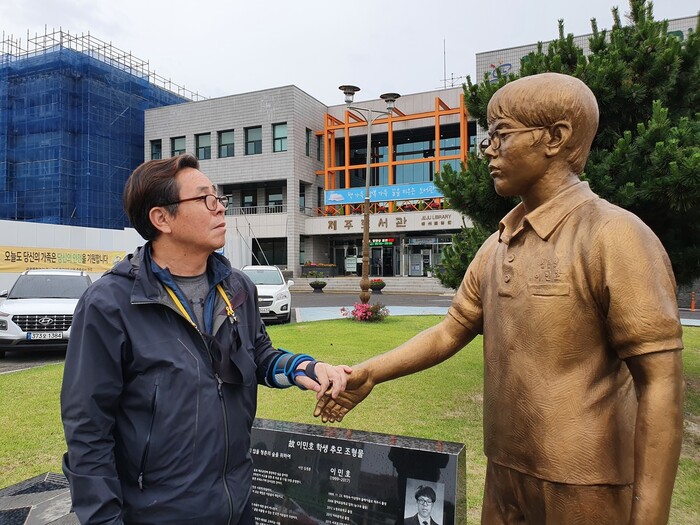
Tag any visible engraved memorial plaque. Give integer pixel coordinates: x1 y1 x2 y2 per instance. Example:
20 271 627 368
251 419 466 525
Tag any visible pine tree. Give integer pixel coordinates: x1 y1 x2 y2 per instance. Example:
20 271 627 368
435 0 700 287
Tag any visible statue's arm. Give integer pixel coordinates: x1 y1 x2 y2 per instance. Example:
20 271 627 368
314 315 476 422
625 349 684 525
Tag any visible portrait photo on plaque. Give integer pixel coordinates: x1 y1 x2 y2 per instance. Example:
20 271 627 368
403 479 444 525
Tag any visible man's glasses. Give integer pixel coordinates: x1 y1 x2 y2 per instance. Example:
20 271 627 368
479 126 547 154
417 498 433 506
163 194 229 211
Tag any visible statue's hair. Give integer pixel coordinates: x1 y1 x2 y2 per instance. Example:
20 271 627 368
487 73 599 174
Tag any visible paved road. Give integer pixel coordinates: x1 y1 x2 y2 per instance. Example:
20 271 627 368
291 291 454 308
2 295 698 374
290 291 453 323
0 348 65 374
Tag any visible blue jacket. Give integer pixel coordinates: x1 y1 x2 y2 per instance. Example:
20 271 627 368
61 245 301 524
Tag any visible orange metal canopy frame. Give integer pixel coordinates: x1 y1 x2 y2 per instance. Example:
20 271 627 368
316 95 469 215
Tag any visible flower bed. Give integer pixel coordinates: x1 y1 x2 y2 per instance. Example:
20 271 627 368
340 302 389 322
301 264 338 277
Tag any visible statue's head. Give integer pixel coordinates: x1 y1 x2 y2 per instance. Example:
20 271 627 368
487 73 599 174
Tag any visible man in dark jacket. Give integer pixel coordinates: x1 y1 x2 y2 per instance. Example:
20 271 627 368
61 154 351 525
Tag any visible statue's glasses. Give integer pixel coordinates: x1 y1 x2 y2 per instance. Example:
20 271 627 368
479 126 548 154
163 194 230 211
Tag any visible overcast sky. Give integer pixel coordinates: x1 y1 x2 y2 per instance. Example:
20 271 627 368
1 0 696 104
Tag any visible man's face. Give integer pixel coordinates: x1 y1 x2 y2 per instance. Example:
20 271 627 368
482 116 550 199
166 167 227 253
416 496 433 519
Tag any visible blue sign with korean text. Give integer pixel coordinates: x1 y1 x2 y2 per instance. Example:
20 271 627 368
325 183 443 206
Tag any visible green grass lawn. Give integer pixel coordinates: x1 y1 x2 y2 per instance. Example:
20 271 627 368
1 318 698 524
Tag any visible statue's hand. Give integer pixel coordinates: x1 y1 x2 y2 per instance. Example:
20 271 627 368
313 366 373 423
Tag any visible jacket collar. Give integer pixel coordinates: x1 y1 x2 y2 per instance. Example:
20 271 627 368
498 181 598 244
127 243 238 305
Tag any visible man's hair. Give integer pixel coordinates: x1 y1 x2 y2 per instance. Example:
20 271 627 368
414 485 436 502
123 154 200 240
486 72 599 174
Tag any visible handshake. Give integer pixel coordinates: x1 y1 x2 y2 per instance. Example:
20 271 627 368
297 361 373 423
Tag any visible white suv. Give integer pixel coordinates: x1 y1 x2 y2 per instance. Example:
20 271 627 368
241 265 294 324
0 269 92 357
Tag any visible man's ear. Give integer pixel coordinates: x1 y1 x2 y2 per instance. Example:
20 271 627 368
149 206 173 235
544 120 573 158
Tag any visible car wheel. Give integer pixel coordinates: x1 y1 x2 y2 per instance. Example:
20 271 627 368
0 350 5 358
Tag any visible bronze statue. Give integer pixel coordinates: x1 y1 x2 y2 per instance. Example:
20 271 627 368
316 73 684 524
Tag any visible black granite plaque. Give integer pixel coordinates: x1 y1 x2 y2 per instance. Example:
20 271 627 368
0 421 465 525
250 418 466 525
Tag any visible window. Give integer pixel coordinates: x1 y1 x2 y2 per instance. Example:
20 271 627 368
273 123 287 153
196 133 211 160
266 187 283 212
305 128 311 156
242 188 257 213
316 135 322 161
253 238 287 266
150 140 162 160
245 126 262 155
171 136 186 156
218 130 234 158
299 237 306 265
299 183 306 212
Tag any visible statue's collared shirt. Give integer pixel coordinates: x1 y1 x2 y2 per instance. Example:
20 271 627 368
447 181 682 484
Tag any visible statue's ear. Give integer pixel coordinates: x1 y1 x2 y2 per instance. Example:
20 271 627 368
544 120 572 158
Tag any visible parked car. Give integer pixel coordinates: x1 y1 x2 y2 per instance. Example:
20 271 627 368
241 265 294 324
0 269 92 357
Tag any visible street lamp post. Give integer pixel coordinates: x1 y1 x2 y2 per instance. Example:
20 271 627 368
339 85 400 304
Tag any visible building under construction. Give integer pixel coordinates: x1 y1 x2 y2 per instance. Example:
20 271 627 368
0 29 198 229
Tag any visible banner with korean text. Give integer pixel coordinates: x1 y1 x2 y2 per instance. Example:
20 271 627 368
0 246 126 273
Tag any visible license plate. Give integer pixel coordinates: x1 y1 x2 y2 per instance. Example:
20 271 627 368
259 308 270 313
27 332 63 340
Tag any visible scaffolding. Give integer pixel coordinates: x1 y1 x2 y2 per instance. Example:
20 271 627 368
0 28 201 229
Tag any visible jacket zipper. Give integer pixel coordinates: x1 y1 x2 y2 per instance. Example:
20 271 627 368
217 373 234 525
138 383 158 490
161 299 235 524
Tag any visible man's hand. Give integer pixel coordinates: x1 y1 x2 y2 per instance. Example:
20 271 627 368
313 366 374 423
294 362 352 400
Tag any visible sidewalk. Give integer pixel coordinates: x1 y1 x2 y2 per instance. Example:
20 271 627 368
296 305 449 322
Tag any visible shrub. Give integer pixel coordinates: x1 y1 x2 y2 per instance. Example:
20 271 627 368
303 262 336 267
340 302 389 322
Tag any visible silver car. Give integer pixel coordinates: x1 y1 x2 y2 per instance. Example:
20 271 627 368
241 265 294 324
0 269 92 357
